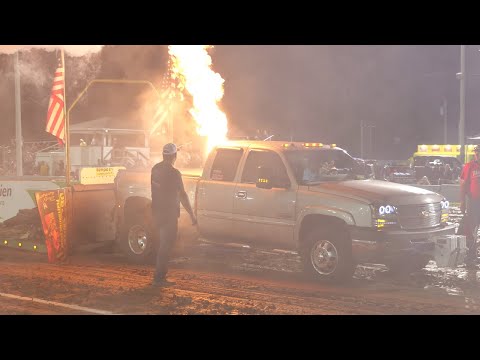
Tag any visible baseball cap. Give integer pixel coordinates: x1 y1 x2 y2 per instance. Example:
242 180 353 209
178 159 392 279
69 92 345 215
163 143 177 155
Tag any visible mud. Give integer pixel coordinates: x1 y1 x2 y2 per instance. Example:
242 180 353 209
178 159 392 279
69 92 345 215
1 206 479 315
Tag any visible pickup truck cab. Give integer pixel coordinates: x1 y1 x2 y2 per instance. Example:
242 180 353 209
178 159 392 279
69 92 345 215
114 140 456 282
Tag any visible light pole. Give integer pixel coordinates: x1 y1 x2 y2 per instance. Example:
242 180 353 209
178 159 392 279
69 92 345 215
14 52 23 176
440 96 448 144
457 45 466 164
360 120 364 158
360 121 375 159
422 72 450 145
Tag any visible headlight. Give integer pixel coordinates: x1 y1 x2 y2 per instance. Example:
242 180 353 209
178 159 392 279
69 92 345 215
374 204 398 217
372 203 398 229
440 199 449 223
441 200 450 209
378 205 397 216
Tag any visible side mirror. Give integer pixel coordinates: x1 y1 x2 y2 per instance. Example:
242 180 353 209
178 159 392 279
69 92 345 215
256 166 274 190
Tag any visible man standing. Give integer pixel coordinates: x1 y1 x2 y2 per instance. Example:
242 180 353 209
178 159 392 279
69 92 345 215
460 145 480 266
151 143 197 286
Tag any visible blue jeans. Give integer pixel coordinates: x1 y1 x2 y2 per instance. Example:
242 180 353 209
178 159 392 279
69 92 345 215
466 198 480 258
154 220 178 281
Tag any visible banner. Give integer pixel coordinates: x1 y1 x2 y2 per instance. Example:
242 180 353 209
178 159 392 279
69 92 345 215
79 166 125 185
35 188 71 263
0 180 60 223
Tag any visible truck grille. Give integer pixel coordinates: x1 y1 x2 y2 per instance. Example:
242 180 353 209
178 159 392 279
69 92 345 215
397 203 442 230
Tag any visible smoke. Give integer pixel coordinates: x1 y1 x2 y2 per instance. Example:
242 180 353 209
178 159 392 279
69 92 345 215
64 53 102 102
69 45 170 127
210 45 455 159
0 46 102 89
0 46 104 143
17 50 50 88
135 81 201 159
0 48 102 108
0 45 104 57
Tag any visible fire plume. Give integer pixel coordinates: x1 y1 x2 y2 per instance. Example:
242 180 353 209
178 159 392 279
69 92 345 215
168 45 228 154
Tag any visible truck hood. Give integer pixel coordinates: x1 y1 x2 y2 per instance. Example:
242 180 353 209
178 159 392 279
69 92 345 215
307 179 444 205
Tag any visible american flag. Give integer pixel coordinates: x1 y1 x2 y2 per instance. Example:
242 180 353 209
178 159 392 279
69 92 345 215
46 55 65 143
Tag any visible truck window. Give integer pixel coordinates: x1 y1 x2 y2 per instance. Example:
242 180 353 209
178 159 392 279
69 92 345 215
284 149 358 184
241 150 290 187
210 148 243 182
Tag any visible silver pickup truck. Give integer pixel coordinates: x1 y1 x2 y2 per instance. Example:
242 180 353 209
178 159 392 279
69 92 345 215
113 140 457 282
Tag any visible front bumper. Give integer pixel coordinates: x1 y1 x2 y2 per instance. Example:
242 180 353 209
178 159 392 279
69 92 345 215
350 224 457 263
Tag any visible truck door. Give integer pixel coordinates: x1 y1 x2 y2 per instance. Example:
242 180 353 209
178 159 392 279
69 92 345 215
196 147 244 240
232 149 296 248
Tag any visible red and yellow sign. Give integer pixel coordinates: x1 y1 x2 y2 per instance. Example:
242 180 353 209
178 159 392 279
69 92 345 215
35 188 72 263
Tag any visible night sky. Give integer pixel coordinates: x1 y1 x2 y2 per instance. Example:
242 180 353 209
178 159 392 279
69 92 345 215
1 45 479 160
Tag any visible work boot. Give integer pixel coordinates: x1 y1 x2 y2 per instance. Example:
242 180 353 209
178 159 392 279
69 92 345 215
152 278 176 287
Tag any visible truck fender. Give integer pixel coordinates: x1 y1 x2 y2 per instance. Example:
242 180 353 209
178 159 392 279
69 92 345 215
119 196 152 228
295 206 355 243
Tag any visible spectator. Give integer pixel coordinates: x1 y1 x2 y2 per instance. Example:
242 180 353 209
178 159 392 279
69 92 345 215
39 161 50 176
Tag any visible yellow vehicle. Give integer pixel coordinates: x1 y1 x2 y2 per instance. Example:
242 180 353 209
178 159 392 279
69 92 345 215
412 144 477 164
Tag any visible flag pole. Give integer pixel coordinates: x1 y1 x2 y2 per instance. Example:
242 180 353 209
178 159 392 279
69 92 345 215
62 49 71 186
14 51 23 176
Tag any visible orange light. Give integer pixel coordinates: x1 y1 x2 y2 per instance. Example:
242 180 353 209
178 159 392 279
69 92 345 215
445 145 452 151
419 145 428 152
304 143 323 148
3 240 7 245
331 144 336 148
432 145 440 151
33 245 37 250
18 242 22 247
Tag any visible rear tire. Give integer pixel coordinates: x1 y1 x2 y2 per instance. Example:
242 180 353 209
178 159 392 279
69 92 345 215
300 226 355 283
119 216 156 264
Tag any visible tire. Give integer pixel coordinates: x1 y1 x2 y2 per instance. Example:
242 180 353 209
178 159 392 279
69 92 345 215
119 216 156 264
300 225 355 283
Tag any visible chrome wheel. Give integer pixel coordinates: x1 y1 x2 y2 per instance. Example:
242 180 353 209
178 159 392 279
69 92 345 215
128 225 148 255
310 240 339 275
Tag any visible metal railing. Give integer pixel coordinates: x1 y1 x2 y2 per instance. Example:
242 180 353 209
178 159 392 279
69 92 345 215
102 148 150 168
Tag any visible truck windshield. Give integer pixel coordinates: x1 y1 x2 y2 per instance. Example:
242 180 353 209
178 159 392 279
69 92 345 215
284 149 360 185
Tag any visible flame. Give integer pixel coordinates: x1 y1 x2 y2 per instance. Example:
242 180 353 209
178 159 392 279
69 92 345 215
168 45 228 154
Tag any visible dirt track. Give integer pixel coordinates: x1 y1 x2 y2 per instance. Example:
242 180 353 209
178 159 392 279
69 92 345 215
1 239 480 315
